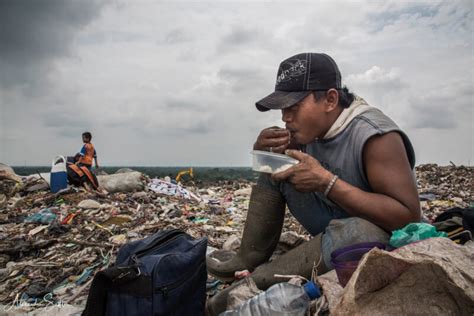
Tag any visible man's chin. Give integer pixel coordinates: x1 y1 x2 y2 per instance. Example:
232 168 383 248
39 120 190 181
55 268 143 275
294 135 311 145
290 131 313 145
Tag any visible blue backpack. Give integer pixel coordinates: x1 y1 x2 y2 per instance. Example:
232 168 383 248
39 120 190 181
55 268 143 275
82 229 208 316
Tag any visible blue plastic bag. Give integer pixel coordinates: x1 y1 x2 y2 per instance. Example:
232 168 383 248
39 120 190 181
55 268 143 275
24 208 57 224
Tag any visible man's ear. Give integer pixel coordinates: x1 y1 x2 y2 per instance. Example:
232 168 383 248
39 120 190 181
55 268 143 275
325 89 339 112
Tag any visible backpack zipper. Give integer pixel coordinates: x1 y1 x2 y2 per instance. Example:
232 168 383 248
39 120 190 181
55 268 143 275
132 229 185 262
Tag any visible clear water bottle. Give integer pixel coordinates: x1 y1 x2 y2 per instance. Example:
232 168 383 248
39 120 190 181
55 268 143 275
220 281 321 316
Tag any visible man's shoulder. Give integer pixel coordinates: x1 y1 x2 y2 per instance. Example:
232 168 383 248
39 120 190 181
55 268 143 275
354 108 399 132
355 110 415 168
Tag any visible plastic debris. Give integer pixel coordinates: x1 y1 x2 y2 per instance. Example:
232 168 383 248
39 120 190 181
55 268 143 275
389 223 448 248
24 208 58 224
148 178 201 201
0 163 471 313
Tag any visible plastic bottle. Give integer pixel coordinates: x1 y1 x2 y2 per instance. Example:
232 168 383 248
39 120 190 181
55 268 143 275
220 281 321 316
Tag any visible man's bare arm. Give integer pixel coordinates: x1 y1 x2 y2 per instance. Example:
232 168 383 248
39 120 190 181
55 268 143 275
327 132 420 231
272 132 420 231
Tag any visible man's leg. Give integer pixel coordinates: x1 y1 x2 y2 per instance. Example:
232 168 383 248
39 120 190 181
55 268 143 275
207 172 346 283
321 217 390 269
206 178 286 281
206 217 389 315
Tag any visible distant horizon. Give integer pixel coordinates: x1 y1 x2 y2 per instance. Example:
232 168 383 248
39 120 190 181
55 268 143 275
9 162 472 168
11 165 260 180
11 165 254 168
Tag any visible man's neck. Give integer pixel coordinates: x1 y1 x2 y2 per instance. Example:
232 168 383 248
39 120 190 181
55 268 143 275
323 106 344 136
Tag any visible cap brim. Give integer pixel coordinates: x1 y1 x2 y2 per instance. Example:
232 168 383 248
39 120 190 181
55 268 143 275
255 90 311 112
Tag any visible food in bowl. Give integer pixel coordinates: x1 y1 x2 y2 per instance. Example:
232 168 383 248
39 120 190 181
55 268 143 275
251 150 299 174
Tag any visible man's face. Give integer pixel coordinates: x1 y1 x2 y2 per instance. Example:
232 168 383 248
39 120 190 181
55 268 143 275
281 93 329 144
82 135 89 143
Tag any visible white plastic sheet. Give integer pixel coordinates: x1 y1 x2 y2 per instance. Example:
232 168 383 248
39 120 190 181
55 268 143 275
148 178 201 201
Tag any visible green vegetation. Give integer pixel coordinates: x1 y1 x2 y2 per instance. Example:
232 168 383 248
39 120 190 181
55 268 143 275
12 166 259 182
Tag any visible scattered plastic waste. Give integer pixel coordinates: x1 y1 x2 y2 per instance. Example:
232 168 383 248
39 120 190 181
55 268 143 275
0 163 471 312
189 216 210 224
24 208 58 224
148 178 201 201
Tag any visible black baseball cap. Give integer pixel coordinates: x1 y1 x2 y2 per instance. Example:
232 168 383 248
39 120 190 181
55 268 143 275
256 53 342 111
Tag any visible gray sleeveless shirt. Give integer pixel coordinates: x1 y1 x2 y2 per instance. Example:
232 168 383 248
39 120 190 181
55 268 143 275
262 107 416 235
303 107 415 212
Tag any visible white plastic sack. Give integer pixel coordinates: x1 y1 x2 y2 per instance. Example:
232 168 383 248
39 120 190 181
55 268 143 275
97 172 146 193
0 163 21 182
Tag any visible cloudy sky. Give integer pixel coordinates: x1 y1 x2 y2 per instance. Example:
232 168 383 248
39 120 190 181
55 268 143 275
0 0 472 167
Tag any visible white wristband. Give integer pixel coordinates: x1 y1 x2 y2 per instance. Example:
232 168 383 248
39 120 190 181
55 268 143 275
324 175 338 197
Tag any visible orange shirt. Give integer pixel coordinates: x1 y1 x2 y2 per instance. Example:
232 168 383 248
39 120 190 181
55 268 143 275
78 143 96 166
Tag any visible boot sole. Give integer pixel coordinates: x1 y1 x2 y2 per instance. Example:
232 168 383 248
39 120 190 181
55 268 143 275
207 267 237 283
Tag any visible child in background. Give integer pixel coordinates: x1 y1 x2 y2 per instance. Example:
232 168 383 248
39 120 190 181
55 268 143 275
77 131 99 170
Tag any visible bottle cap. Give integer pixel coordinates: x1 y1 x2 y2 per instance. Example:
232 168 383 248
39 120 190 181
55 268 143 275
303 281 321 300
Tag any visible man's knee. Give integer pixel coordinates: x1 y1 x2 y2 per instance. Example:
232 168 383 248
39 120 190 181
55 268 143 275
256 173 281 192
322 217 389 269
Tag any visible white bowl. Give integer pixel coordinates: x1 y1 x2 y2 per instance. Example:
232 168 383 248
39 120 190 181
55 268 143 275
251 150 299 174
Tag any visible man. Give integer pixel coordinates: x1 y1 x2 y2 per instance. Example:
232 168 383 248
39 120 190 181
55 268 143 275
206 53 420 314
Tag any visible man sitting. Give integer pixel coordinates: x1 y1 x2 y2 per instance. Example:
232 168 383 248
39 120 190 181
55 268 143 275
206 53 420 314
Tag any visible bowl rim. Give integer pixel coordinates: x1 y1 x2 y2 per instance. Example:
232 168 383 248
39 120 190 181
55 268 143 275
250 150 299 164
331 242 386 260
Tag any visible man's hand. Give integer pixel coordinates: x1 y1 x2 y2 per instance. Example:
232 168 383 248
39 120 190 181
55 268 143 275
254 127 290 154
272 150 334 192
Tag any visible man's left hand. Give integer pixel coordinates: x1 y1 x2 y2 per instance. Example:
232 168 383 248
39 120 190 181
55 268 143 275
272 150 334 192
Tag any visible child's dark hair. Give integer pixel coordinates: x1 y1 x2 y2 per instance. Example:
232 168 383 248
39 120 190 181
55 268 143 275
82 132 92 140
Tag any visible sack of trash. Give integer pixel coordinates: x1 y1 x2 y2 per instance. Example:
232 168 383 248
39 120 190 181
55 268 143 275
318 238 474 315
0 163 22 183
96 171 147 193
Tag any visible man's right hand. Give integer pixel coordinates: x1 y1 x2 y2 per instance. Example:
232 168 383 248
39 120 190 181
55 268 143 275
253 127 291 154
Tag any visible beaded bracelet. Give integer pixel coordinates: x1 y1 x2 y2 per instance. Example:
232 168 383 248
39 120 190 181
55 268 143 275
324 175 339 197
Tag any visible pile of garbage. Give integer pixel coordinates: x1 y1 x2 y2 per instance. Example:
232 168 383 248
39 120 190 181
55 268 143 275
0 163 472 312
415 164 472 220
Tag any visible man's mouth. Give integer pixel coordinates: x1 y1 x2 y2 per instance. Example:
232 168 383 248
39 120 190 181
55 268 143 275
286 127 297 138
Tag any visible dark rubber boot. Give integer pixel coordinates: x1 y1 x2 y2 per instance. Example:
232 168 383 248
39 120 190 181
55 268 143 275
206 234 327 315
207 185 285 282
205 280 245 316
251 233 327 289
